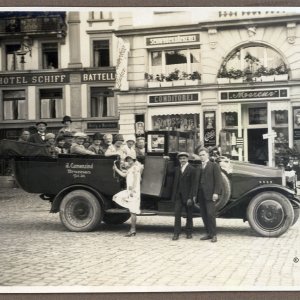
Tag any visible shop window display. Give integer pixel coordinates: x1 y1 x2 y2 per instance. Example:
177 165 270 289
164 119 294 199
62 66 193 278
272 110 290 166
152 114 199 132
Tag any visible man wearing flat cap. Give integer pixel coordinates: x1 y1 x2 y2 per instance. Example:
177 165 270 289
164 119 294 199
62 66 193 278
171 152 197 240
28 121 48 144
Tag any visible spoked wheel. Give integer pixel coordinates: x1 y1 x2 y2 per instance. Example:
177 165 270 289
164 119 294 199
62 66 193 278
247 192 294 237
59 190 102 232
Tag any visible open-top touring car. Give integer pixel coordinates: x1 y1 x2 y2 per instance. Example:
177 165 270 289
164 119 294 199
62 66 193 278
2 130 299 237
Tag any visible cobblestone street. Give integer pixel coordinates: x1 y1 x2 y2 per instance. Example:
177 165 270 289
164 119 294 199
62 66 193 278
0 187 299 292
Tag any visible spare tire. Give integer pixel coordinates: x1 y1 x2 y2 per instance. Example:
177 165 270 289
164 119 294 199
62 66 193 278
215 172 231 211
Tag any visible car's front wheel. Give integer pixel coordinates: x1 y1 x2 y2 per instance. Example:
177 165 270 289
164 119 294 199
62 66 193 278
59 190 102 232
247 192 294 237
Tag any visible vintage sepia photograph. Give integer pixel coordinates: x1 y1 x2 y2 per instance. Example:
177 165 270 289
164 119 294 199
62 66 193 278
0 6 300 296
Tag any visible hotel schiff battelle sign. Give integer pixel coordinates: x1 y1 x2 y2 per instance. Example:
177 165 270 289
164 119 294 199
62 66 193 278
148 92 200 105
146 33 200 47
220 88 289 101
0 70 116 86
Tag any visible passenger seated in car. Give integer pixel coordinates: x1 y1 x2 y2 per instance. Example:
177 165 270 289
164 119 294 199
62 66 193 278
63 132 73 154
45 133 60 157
18 129 30 142
56 136 68 154
100 133 113 154
88 132 105 155
105 134 126 160
70 132 96 155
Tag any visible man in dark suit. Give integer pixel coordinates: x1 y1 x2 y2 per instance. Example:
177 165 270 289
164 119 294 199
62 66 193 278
171 152 197 240
196 147 222 243
28 121 48 144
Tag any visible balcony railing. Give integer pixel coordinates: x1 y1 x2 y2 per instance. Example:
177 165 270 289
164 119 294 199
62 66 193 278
0 16 66 36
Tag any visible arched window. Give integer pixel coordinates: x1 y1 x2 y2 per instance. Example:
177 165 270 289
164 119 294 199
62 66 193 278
218 44 289 80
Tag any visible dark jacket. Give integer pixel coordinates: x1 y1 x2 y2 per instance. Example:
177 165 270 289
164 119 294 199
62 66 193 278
28 132 47 144
195 161 222 201
171 163 196 204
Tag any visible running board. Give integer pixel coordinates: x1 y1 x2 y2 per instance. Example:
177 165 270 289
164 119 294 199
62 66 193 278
105 208 157 215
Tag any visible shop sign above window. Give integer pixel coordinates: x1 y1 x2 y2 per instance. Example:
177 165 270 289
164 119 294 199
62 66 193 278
220 88 289 101
146 34 200 47
148 92 200 105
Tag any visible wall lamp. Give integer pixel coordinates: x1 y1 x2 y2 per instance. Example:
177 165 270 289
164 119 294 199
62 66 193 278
15 36 33 64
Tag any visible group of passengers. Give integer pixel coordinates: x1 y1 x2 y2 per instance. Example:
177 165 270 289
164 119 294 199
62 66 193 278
17 115 146 159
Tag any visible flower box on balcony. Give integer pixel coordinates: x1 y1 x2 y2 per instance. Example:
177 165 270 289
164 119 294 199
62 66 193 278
173 80 185 86
160 81 173 88
185 79 199 86
230 78 243 84
261 75 274 82
217 78 230 84
274 74 288 81
148 81 160 88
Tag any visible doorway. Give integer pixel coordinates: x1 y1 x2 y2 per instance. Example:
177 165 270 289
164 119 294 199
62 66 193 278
248 128 268 165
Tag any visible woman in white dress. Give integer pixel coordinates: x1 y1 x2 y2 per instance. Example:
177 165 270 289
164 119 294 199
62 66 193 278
112 154 142 237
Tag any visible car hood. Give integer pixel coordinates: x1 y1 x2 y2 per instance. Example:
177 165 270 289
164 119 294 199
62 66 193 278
230 160 282 178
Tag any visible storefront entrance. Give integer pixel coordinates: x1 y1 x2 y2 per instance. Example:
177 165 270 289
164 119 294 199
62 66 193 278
247 128 268 165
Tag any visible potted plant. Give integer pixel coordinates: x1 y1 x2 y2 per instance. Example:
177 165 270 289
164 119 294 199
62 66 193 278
227 68 244 83
145 72 161 88
160 73 173 87
274 64 289 81
255 66 275 82
217 67 230 84
184 71 201 85
168 69 184 86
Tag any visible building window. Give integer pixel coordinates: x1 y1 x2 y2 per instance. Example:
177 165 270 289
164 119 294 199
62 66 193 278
2 90 26 120
90 88 116 118
40 89 63 119
223 45 285 74
91 11 112 20
6 44 22 71
150 47 200 76
42 43 58 69
93 40 110 67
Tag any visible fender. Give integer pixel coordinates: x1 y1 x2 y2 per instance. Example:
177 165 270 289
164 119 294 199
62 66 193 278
50 184 108 213
218 184 296 217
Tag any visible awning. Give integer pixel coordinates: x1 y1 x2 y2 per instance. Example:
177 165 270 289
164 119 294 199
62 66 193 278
147 104 200 116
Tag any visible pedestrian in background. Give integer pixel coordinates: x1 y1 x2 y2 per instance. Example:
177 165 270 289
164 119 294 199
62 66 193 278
112 154 142 237
195 147 222 243
171 152 197 240
135 137 145 158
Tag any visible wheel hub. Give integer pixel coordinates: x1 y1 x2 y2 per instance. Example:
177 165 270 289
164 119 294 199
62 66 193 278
255 200 284 230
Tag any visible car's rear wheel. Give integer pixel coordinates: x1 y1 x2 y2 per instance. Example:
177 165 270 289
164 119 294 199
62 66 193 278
247 192 294 237
292 208 300 226
103 213 130 225
59 190 102 232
